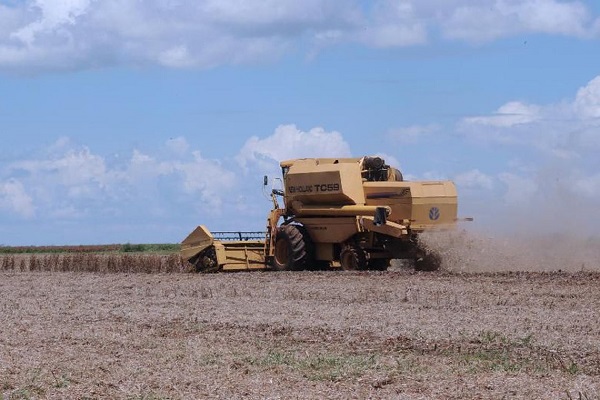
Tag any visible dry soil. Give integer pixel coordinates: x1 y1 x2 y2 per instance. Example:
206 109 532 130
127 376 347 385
1 269 600 399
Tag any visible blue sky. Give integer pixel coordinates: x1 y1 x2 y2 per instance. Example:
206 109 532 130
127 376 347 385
1 0 600 245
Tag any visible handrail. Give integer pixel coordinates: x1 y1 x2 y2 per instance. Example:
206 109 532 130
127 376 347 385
212 231 266 241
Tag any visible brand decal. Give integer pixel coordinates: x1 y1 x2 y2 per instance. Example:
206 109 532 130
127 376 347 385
288 183 340 194
429 207 440 221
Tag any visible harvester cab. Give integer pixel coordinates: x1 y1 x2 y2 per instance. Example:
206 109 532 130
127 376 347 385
181 156 460 272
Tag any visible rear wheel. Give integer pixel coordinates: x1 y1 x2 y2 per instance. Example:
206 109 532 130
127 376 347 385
273 225 313 271
340 245 368 270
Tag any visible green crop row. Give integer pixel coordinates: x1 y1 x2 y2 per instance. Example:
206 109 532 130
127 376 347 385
0 243 181 255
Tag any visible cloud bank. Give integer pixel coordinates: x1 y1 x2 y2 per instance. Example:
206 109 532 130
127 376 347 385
1 83 600 244
454 75 600 234
0 125 354 243
0 0 598 71
237 124 351 171
460 75 600 158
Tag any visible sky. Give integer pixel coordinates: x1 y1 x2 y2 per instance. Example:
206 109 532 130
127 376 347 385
0 0 600 245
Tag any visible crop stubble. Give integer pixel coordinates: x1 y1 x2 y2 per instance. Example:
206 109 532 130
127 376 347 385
1 269 599 399
0 253 189 274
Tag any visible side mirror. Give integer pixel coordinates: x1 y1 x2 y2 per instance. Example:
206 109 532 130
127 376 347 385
374 207 387 226
263 175 268 186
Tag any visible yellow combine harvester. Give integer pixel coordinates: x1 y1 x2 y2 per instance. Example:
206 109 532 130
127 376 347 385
181 156 461 272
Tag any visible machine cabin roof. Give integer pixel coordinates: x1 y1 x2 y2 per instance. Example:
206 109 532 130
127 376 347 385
280 157 364 169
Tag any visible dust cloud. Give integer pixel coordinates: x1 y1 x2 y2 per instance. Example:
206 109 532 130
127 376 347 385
421 230 600 272
424 158 600 272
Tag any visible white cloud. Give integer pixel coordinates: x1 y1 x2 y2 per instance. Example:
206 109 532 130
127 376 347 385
453 75 600 229
10 145 107 199
122 150 174 182
464 101 541 128
574 76 600 119
0 179 35 218
498 172 537 205
10 0 92 46
594 16 600 36
0 0 359 71
1 138 238 220
199 0 357 28
455 169 494 190
1 1 598 71
441 0 592 42
460 75 600 152
374 153 401 171
237 124 352 171
158 45 195 68
573 173 600 198
49 205 85 219
174 151 236 209
109 148 237 211
165 137 190 156
358 1 427 47
0 4 26 37
388 124 439 143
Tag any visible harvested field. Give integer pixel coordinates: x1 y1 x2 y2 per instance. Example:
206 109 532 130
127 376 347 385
1 270 600 399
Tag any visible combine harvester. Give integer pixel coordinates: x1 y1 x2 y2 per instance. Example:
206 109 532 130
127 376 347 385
181 156 462 272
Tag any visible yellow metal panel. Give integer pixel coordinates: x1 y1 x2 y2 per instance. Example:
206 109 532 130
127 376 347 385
363 182 412 221
363 181 458 230
292 202 391 217
180 225 214 261
299 217 359 243
214 242 228 265
219 241 267 271
360 217 408 238
315 243 335 261
410 181 458 229
284 159 365 206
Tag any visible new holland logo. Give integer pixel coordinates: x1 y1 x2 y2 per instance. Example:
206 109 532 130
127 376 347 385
429 207 440 221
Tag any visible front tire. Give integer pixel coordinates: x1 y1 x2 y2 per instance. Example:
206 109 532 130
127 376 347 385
272 225 313 271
